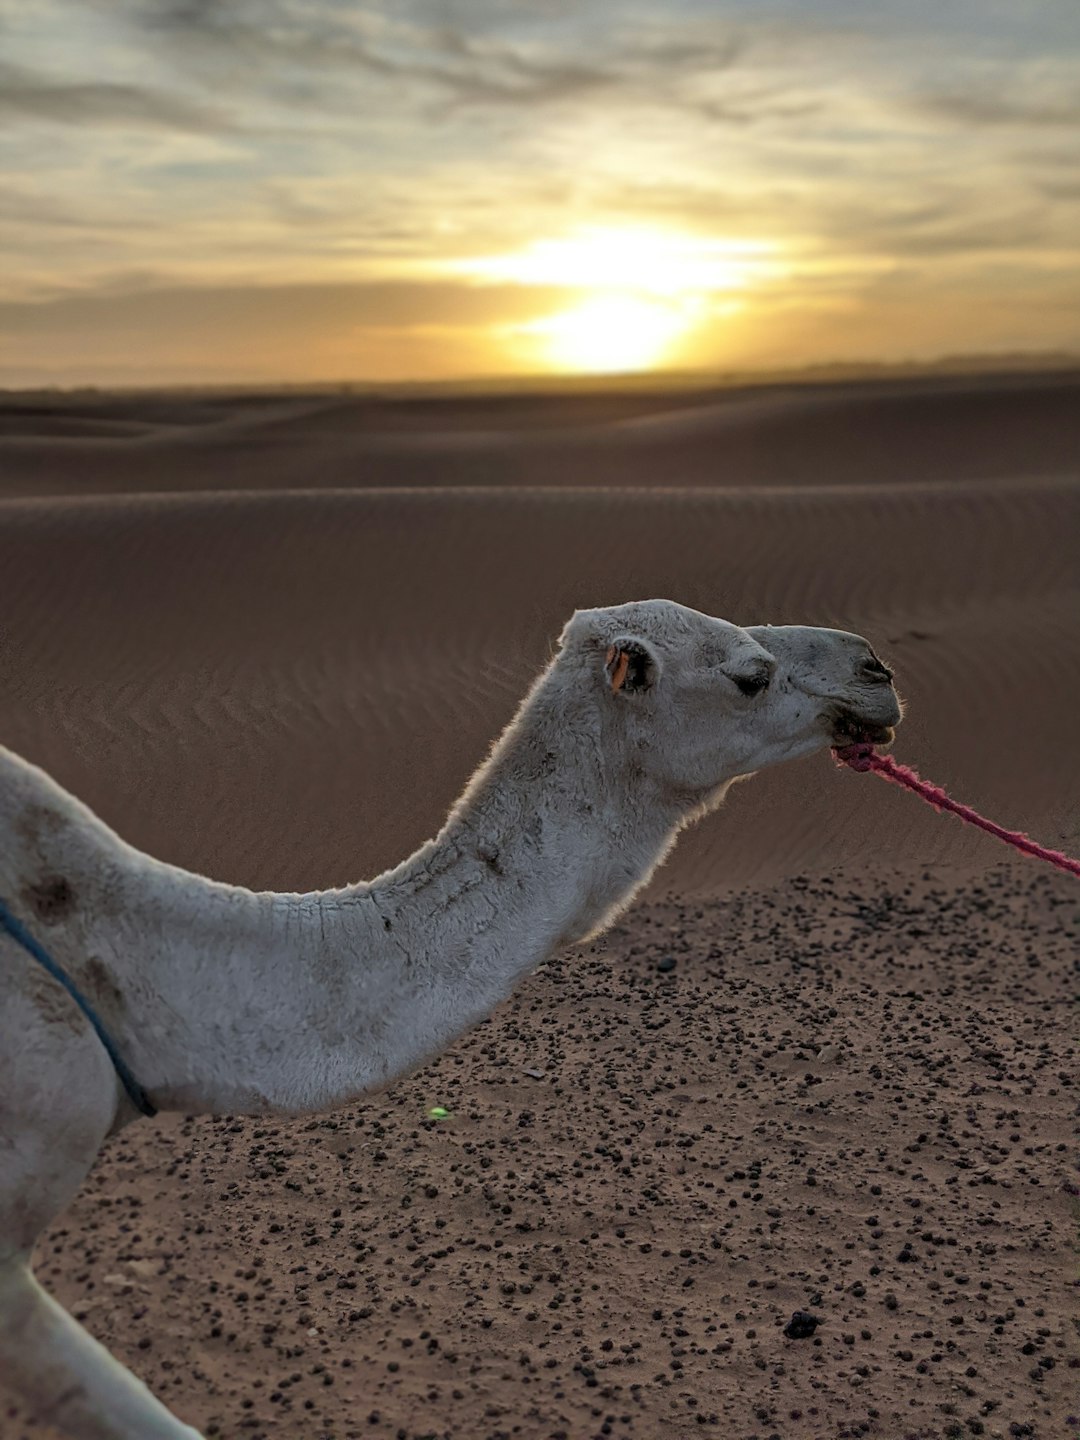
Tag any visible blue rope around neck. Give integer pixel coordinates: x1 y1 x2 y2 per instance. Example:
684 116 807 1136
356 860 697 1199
0 895 157 1117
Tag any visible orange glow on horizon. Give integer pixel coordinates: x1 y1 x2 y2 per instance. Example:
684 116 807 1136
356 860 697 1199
451 227 777 295
451 227 778 375
508 293 696 373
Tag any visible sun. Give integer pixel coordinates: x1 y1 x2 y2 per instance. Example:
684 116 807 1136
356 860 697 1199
455 226 776 375
522 292 693 373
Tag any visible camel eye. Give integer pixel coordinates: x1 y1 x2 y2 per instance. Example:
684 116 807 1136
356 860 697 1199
734 672 770 698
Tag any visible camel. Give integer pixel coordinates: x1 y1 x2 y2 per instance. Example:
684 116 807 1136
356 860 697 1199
0 599 900 1439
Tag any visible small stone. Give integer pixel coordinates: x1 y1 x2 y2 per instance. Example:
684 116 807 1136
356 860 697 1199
783 1311 820 1340
656 956 677 973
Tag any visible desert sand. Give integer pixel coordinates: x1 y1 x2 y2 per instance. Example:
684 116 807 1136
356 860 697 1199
0 370 1077 1439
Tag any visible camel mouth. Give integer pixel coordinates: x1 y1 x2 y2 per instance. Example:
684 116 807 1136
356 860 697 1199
830 712 896 748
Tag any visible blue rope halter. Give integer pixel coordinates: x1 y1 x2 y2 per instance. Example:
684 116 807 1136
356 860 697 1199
0 895 157 1117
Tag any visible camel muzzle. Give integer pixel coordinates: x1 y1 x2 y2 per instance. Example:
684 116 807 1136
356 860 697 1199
831 712 897 747
829 649 902 747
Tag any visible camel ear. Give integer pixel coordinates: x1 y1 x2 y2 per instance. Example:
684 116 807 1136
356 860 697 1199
604 636 659 695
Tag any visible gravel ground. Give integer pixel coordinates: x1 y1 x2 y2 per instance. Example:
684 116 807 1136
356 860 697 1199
10 865 1079 1440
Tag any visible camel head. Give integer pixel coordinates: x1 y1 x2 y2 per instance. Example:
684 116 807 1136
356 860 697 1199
556 599 902 804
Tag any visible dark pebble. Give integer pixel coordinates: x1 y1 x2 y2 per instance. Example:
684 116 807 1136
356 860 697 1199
783 1311 820 1340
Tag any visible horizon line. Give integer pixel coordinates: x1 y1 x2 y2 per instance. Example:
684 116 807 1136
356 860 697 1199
3 349 1079 401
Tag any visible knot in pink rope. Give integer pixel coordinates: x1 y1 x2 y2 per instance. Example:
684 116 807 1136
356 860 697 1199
832 745 1080 878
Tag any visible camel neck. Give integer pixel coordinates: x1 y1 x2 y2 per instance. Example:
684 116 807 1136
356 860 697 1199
140 699 689 1118
345 713 686 1093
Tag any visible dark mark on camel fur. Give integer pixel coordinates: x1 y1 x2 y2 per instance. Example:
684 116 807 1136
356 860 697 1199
23 968 87 1035
15 804 70 849
23 876 76 925
477 843 504 877
82 955 125 1016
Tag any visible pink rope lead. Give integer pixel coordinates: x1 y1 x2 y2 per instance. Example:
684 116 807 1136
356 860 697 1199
833 743 1080 879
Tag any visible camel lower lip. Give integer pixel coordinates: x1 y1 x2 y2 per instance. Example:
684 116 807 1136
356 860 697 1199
831 718 895 746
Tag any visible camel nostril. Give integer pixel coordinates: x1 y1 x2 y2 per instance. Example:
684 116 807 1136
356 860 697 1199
860 654 894 684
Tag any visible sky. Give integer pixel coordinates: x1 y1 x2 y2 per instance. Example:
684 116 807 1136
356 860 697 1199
2 0 1078 386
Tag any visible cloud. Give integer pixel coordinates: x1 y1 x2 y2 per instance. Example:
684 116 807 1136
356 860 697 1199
0 276 571 337
125 1 620 109
0 59 233 131
0 184 135 231
916 88 1080 131
113 0 784 123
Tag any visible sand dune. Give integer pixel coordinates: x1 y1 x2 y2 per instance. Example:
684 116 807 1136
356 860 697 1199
1 372 1077 1439
1 473 1076 895
2 370 1078 497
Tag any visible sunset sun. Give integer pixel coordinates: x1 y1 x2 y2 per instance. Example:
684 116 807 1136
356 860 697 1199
523 293 695 373
459 227 775 375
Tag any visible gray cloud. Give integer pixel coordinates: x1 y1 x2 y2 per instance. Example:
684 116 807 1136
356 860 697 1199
819 196 1065 260
127 2 619 109
918 89 1080 130
11 0 1080 143
0 186 136 232
0 1 848 144
114 0 777 122
0 59 234 132
1035 178 1080 202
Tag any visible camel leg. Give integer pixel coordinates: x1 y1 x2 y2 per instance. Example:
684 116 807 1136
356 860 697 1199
0 1258 202 1439
0 945 203 1439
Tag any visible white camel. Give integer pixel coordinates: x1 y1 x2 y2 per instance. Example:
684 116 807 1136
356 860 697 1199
0 599 899 1439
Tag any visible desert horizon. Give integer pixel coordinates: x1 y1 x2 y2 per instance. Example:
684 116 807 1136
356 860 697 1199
5 349 1080 403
